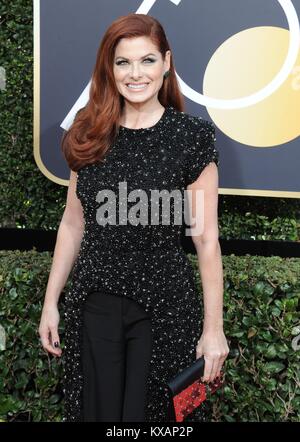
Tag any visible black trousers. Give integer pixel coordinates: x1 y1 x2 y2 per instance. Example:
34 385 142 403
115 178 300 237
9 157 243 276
82 291 152 422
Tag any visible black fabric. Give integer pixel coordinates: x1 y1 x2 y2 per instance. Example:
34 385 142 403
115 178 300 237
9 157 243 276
82 291 152 422
63 105 217 422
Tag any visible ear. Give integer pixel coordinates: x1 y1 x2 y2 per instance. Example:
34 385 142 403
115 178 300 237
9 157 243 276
165 50 171 71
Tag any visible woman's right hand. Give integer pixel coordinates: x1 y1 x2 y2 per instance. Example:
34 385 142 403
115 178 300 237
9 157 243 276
38 303 62 357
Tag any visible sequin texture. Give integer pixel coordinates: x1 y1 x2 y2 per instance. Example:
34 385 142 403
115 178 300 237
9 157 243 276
62 105 220 422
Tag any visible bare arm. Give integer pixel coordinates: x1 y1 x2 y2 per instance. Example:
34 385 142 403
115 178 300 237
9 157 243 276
187 162 229 381
43 170 85 309
187 161 223 332
39 170 85 356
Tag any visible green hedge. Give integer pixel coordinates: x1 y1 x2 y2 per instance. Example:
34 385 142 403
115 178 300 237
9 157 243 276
0 250 299 422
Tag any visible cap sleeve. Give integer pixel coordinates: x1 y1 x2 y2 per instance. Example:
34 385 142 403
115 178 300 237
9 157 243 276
184 119 219 186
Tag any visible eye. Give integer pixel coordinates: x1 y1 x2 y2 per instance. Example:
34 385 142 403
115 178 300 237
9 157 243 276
115 58 156 66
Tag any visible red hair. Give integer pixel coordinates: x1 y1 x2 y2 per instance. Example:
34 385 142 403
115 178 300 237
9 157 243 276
61 13 185 171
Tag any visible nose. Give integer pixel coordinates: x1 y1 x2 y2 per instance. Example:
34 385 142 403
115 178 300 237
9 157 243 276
130 62 143 79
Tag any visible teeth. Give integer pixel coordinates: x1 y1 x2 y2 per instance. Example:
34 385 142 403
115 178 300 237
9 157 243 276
127 83 148 89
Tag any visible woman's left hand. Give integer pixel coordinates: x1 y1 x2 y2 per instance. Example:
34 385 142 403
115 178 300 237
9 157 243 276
196 330 229 382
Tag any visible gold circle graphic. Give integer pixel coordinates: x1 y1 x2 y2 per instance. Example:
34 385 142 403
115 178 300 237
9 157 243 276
204 27 300 147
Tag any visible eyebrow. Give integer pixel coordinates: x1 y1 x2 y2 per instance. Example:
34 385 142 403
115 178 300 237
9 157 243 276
115 53 156 61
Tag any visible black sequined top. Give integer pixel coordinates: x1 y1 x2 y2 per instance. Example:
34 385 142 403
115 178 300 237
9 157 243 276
62 105 220 422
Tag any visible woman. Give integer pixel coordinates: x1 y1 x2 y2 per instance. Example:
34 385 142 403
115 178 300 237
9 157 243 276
39 13 229 422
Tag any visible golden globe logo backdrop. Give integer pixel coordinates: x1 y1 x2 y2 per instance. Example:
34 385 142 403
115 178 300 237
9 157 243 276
33 0 300 197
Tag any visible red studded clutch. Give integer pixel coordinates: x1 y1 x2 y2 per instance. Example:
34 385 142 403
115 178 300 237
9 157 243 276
166 355 224 422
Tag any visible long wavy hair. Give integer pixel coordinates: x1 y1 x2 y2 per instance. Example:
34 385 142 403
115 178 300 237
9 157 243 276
61 13 185 172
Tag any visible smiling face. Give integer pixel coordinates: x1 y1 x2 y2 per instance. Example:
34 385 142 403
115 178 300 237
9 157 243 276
113 36 171 107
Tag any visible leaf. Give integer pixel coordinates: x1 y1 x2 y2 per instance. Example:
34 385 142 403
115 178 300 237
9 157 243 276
291 326 300 336
247 327 257 338
263 361 285 374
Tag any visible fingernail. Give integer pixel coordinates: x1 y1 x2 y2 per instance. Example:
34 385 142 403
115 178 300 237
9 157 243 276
54 341 60 348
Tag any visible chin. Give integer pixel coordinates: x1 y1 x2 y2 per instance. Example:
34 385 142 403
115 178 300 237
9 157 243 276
126 95 152 101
